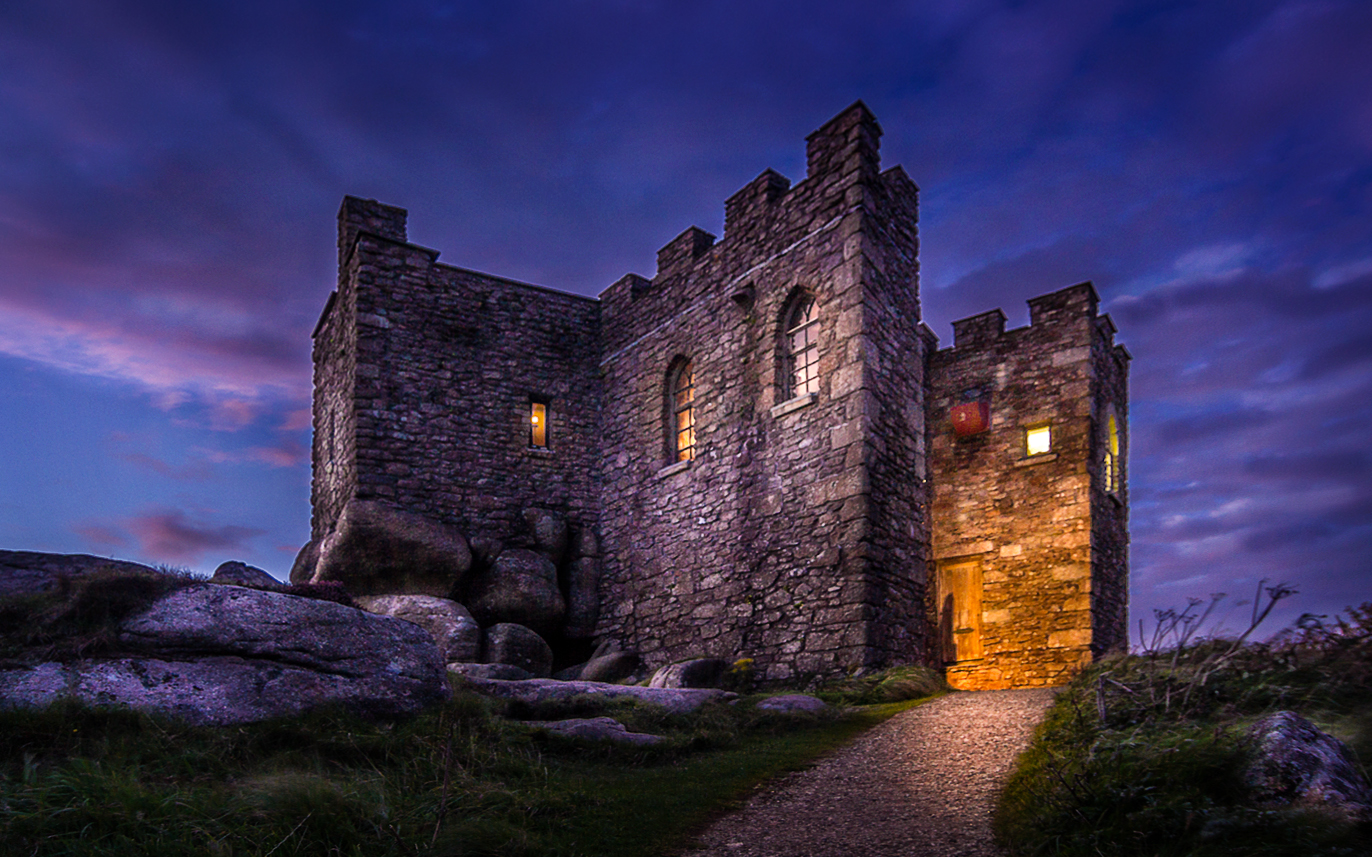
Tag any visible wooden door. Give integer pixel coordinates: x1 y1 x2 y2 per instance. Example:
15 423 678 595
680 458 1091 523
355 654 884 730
938 559 984 664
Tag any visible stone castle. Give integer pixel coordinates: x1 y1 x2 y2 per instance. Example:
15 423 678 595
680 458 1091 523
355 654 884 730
297 102 1130 690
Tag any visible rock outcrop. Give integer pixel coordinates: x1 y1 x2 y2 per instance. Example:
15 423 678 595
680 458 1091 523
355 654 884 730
0 555 451 726
578 649 640 684
756 693 829 713
0 550 160 599
211 560 281 589
523 508 568 564
458 676 736 714
295 499 472 597
1244 711 1372 821
355 594 481 663
521 716 663 745
562 556 600 639
465 550 565 635
483 623 554 678
649 657 731 689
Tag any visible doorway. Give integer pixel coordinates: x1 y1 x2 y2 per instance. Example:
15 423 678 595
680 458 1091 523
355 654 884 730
938 557 984 664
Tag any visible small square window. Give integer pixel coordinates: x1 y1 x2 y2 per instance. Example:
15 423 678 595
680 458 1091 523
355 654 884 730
530 400 548 448
1025 424 1052 457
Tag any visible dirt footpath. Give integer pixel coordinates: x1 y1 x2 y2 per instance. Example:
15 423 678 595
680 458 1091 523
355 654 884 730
680 689 1056 857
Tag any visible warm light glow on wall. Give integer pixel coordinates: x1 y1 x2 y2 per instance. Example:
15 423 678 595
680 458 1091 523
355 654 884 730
530 401 547 448
1026 424 1051 456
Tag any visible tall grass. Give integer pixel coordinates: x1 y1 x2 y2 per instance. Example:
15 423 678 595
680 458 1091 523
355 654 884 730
996 598 1372 857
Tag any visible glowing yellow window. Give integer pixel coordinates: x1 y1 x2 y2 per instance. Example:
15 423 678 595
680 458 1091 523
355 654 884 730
672 360 695 462
1025 424 1052 457
530 400 548 448
1105 411 1121 493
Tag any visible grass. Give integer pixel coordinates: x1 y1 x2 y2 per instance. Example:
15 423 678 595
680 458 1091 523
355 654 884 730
995 599 1372 857
0 565 946 855
0 679 933 856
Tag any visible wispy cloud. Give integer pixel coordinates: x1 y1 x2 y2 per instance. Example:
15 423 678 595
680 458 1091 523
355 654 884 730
75 508 265 565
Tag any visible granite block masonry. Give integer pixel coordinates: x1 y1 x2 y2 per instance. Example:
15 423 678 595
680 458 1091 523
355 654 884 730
305 101 1131 688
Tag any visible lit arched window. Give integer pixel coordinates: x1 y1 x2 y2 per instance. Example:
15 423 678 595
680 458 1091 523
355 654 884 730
784 294 819 399
669 359 695 462
1104 406 1122 494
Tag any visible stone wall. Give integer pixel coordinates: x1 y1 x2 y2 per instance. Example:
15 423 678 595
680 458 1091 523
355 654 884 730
927 282 1128 689
595 103 928 681
1090 314 1131 656
310 197 602 547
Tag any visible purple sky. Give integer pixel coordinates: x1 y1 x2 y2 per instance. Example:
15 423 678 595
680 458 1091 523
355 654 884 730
2 0 1369 643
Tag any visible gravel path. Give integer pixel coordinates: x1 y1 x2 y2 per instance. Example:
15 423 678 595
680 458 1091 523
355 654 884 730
680 689 1056 857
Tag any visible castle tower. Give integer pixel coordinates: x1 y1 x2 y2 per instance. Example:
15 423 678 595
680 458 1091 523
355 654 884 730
927 283 1130 689
595 102 934 680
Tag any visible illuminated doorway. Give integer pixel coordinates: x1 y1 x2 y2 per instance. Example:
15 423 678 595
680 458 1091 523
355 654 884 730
938 558 984 664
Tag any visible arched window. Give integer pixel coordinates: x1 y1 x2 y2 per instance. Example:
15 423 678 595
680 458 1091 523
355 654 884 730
1104 406 1122 494
783 293 819 399
668 359 695 462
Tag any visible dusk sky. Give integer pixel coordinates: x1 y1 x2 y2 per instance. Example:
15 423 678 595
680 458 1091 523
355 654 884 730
2 0 1369 642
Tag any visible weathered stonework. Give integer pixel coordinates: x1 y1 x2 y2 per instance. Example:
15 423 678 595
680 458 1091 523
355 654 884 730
927 283 1130 689
306 102 1130 687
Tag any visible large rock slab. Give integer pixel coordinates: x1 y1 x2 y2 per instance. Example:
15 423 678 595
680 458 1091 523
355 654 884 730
521 716 662 745
0 656 438 726
0 551 162 600
355 594 481 663
579 650 641 684
458 677 737 714
0 556 452 725
448 662 533 681
296 500 472 597
756 693 829 713
465 549 565 634
1244 711 1372 821
483 623 553 678
118 584 445 680
649 658 731 689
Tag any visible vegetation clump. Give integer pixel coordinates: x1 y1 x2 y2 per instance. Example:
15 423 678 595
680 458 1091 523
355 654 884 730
814 663 949 705
996 587 1372 857
0 567 200 662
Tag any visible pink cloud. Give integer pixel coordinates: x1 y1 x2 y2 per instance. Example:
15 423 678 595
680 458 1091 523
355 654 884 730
207 398 262 431
118 451 215 481
199 439 309 469
280 408 313 431
122 508 264 564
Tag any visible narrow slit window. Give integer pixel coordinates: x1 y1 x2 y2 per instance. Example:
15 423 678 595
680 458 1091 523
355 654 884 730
672 360 695 461
1025 423 1052 457
529 400 548 448
785 294 819 398
1105 410 1121 493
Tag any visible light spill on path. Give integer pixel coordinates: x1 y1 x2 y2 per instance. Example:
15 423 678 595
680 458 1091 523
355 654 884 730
681 689 1056 857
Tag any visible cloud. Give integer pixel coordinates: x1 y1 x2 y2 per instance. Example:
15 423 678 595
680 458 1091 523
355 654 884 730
200 439 309 469
122 509 264 564
117 452 215 482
